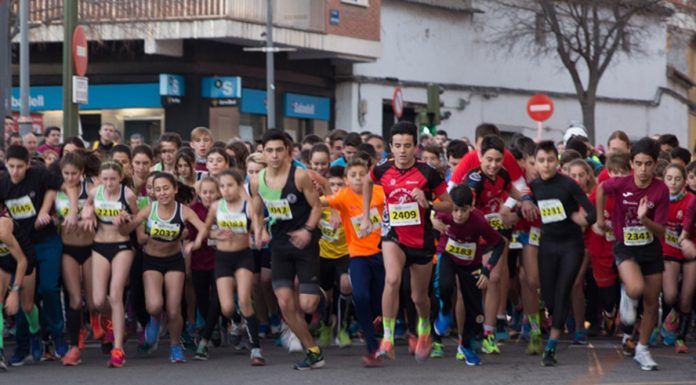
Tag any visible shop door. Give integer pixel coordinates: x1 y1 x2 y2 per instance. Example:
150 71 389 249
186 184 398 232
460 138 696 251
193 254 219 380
124 119 161 145
210 107 240 143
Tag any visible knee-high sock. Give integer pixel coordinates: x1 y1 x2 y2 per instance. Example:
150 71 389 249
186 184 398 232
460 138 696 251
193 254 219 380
66 307 82 346
244 315 260 348
337 294 352 330
25 305 40 335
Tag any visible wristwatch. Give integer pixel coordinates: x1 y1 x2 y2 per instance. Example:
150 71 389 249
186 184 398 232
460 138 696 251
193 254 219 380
427 201 434 210
10 283 21 292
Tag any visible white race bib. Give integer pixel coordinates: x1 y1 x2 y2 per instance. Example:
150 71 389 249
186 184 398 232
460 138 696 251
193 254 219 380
94 200 123 222
388 202 421 227
445 238 476 261
484 213 505 231
665 229 680 249
529 226 541 247
623 226 653 246
6 195 36 220
509 231 522 250
218 212 248 234
149 221 181 241
319 220 340 242
266 199 293 220
538 199 567 224
351 208 382 237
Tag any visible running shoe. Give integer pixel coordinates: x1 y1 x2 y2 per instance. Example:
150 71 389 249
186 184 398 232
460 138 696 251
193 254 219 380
619 286 638 326
211 326 222 347
269 314 282 335
180 328 197 353
286 331 303 353
661 328 676 346
8 348 29 367
526 333 543 355
542 348 557 367
30 333 42 362
407 333 417 355
622 338 636 357
107 348 125 368
102 319 115 355
229 322 243 350
414 334 432 363
430 341 444 358
54 333 68 358
649 327 660 347
78 327 89 350
194 341 209 361
0 349 7 371
633 347 658 371
376 339 396 360
259 324 270 339
675 339 688 354
316 323 332 348
481 334 500 354
144 316 160 347
293 349 325 370
362 351 384 368
434 312 452 337
663 309 678 333
169 344 186 363
572 330 588 345
91 314 104 341
61 346 82 366
602 311 616 337
250 348 266 366
335 327 352 348
456 345 481 366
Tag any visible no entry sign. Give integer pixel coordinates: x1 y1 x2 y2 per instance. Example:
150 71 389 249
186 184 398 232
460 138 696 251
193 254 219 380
72 26 88 77
392 86 403 118
526 94 554 122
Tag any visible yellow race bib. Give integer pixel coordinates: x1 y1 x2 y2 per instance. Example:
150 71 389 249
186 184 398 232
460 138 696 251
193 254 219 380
623 226 653 246
6 195 36 220
445 238 476 261
388 202 421 227
266 199 293 220
351 208 382 237
538 199 567 224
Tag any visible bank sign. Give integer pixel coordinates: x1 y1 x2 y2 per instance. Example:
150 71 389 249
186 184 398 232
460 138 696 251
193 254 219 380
201 76 242 99
284 93 330 121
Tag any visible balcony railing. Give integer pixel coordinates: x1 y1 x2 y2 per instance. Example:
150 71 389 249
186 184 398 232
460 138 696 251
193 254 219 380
22 0 325 33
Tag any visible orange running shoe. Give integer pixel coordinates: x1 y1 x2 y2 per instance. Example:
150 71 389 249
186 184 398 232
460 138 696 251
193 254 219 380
107 348 126 368
414 334 432 363
61 346 82 366
91 314 104 341
407 333 417 355
376 339 395 360
78 327 89 350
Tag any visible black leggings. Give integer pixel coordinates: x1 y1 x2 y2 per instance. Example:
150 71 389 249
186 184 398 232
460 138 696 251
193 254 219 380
538 238 584 331
436 255 483 343
128 249 150 328
191 269 220 340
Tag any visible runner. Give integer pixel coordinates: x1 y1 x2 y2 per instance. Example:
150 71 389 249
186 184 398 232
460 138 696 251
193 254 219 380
175 149 198 187
80 161 138 368
152 133 182 173
0 217 37 370
190 127 214 173
530 140 595 367
117 172 206 363
360 121 453 362
249 129 325 370
204 169 266 365
595 137 668 371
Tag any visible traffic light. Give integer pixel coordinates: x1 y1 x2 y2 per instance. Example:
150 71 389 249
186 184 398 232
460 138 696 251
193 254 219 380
427 83 443 126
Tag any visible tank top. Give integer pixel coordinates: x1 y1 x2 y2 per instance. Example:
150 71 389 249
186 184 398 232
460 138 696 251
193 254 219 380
146 201 185 243
216 199 249 234
94 184 130 224
258 165 312 242
55 179 89 219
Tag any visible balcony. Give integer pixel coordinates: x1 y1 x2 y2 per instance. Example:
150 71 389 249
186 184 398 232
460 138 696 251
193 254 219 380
24 0 326 33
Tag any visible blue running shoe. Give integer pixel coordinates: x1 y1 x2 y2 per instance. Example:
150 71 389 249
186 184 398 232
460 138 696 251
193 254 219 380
269 314 282 335
434 312 452 337
8 348 30 367
661 327 677 346
457 345 481 366
649 327 660 347
145 316 160 346
170 344 186 363
495 329 510 343
30 333 42 362
572 330 588 345
54 333 68 358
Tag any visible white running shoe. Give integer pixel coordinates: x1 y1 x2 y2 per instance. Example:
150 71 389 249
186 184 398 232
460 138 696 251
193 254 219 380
633 346 658 371
620 285 638 326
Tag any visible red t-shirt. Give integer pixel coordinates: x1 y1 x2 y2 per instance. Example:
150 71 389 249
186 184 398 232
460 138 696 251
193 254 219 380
586 185 615 258
371 159 447 249
602 176 669 245
597 168 610 184
435 209 502 266
450 149 524 187
188 200 215 271
464 167 511 216
662 192 693 259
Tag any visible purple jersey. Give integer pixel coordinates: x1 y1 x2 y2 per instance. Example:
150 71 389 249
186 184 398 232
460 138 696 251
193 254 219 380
436 209 502 266
602 175 669 246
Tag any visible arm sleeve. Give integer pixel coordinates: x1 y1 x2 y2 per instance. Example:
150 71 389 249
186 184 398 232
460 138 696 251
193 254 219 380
477 212 504 277
568 177 596 225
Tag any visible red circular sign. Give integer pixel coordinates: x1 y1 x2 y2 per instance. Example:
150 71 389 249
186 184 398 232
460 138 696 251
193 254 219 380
526 93 554 122
72 26 88 77
392 87 404 118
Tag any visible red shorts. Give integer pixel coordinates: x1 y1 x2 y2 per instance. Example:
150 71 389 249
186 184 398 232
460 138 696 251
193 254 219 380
590 252 617 288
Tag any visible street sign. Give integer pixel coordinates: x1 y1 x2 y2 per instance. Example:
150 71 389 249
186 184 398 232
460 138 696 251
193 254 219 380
72 26 88 77
72 76 88 104
526 93 554 122
392 86 403 119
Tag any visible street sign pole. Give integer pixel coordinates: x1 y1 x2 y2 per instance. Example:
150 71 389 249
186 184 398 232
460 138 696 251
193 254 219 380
266 0 275 130
0 0 9 146
18 0 31 136
63 0 78 139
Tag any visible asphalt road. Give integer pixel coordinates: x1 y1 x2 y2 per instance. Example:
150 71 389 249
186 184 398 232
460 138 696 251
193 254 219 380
3 336 696 385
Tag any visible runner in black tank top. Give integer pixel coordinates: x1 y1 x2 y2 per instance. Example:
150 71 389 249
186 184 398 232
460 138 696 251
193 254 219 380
250 129 325 371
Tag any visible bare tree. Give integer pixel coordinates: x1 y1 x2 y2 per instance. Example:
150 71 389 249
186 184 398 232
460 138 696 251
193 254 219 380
488 0 670 142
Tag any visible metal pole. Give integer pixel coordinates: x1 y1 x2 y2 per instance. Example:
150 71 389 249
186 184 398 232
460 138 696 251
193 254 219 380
18 0 31 136
62 0 78 138
0 0 9 146
266 0 275 130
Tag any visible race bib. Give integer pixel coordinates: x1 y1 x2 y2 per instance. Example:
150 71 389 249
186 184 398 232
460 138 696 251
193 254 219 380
149 221 181 241
95 200 123 222
266 199 292 220
665 229 680 249
509 231 522 250
319 220 339 242
538 199 567 224
6 195 36 220
529 226 541 247
445 238 476 261
388 202 421 227
218 213 248 234
484 213 504 231
623 226 653 246
351 208 382 237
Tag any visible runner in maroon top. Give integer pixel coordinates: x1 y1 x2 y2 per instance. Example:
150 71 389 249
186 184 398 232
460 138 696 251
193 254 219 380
595 137 668 371
360 121 452 363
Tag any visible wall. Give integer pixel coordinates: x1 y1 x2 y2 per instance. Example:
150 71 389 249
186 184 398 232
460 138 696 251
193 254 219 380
325 0 381 41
